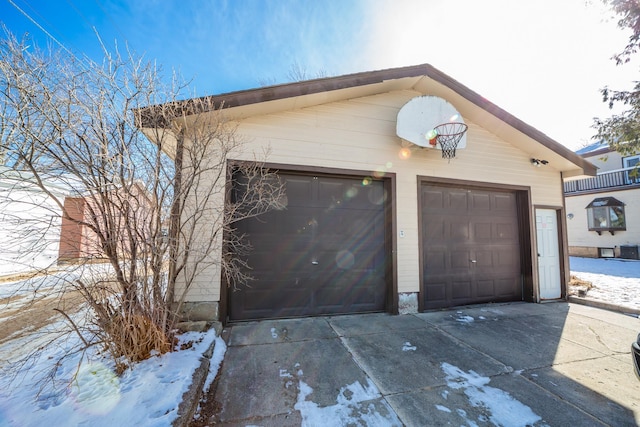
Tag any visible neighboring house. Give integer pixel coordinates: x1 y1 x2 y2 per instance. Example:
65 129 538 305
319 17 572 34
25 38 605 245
138 64 596 323
564 142 640 259
58 182 156 263
0 164 151 274
0 166 67 277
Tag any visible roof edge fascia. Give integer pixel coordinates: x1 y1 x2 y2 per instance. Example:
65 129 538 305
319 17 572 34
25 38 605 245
136 63 596 176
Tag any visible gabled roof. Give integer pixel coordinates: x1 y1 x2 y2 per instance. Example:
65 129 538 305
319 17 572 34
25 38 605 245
585 196 625 208
575 141 612 157
138 64 597 177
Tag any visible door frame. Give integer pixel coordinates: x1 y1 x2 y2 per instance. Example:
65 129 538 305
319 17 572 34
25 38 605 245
220 161 398 323
533 205 568 301
417 176 534 312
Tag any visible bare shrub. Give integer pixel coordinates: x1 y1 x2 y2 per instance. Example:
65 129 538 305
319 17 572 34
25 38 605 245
0 26 284 376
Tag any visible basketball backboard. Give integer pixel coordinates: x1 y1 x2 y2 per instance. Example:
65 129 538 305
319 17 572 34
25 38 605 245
396 96 467 149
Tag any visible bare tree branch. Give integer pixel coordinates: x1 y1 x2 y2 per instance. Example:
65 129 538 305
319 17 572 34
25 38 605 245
0 26 285 376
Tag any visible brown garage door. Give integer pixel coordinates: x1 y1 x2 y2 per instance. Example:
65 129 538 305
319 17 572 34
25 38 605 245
229 172 388 321
421 184 522 310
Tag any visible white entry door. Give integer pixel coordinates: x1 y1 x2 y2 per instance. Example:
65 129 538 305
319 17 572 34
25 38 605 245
536 209 561 299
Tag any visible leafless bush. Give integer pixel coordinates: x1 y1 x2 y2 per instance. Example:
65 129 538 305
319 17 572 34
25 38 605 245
0 27 284 373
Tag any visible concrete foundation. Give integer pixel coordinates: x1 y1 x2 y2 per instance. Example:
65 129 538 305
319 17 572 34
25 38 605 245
174 301 219 322
398 292 418 314
568 245 634 258
568 246 599 258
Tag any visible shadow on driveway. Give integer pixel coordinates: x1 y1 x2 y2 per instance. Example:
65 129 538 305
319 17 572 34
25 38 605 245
195 302 640 426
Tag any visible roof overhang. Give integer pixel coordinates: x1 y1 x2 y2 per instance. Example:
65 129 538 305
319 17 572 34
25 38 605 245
585 197 625 208
136 64 596 177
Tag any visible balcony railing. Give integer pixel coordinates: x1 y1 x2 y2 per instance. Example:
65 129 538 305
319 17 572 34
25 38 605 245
564 166 640 194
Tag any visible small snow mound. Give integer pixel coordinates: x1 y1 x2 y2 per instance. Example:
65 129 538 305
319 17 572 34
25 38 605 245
402 342 417 351
435 404 451 413
270 327 278 338
279 369 293 378
455 315 475 323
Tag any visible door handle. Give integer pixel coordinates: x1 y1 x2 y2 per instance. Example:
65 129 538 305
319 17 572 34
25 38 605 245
311 261 319 265
469 260 477 263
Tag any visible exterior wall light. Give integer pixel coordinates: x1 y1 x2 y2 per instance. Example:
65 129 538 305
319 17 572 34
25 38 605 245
531 158 548 167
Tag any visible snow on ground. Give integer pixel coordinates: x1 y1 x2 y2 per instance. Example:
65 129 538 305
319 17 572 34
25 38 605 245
294 374 402 426
0 263 113 301
570 256 640 311
0 256 636 426
0 270 226 427
0 270 79 299
0 323 223 427
440 363 543 427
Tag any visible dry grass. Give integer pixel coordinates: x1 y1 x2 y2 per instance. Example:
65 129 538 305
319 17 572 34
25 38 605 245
569 275 593 289
77 279 175 373
104 312 173 374
568 275 594 297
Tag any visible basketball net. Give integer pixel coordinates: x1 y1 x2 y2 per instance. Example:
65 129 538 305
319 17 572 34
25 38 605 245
433 122 468 161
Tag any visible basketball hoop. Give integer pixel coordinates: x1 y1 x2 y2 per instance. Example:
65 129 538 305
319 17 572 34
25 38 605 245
433 122 468 161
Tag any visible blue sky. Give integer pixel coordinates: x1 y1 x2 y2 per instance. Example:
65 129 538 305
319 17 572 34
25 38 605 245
1 0 637 150
1 0 369 94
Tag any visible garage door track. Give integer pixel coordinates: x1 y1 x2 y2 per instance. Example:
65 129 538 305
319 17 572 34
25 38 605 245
198 302 640 426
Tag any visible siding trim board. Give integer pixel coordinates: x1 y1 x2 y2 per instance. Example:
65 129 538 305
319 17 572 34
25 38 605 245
518 191 535 302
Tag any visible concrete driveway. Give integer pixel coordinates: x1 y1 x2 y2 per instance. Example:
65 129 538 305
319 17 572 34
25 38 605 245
200 302 640 426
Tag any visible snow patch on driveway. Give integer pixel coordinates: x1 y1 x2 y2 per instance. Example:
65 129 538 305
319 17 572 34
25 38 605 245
441 362 545 427
402 341 416 351
453 312 476 323
294 377 401 427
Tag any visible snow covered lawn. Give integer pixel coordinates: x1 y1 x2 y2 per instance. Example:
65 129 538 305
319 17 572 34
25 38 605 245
0 271 227 427
0 324 225 427
569 256 640 311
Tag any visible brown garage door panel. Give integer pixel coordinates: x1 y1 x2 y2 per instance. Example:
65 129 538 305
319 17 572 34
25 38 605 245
230 173 388 321
421 184 522 310
316 272 384 311
424 282 447 304
476 280 495 297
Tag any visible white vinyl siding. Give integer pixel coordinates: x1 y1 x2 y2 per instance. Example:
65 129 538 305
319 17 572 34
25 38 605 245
566 188 640 250
584 150 623 173
183 90 565 301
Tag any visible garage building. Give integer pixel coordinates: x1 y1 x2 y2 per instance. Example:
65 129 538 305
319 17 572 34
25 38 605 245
139 64 596 322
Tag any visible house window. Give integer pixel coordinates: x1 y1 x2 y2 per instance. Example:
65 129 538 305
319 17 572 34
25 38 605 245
623 154 640 184
586 197 626 234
